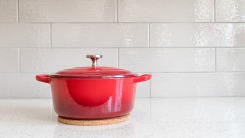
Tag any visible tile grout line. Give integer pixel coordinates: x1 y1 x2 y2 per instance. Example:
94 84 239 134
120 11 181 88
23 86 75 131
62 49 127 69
1 71 245 75
148 23 150 47
50 23 52 48
116 0 118 22
214 0 216 22
0 47 244 49
0 22 243 24
0 22 244 24
17 0 19 22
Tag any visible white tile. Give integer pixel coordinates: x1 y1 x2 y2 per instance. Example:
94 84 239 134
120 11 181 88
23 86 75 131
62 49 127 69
0 0 17 22
151 73 245 97
150 23 245 47
0 74 51 97
52 23 148 48
118 0 214 22
135 74 150 97
135 81 150 98
216 0 245 22
0 49 18 73
119 48 215 72
0 24 50 48
19 0 116 22
217 48 245 71
21 48 118 73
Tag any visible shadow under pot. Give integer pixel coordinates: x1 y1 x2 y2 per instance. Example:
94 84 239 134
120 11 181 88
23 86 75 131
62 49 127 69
36 55 151 120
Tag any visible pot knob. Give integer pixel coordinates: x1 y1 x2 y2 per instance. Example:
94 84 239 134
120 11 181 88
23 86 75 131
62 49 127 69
86 55 103 68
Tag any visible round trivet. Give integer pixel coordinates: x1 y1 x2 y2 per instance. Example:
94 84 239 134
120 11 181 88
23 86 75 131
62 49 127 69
58 114 130 126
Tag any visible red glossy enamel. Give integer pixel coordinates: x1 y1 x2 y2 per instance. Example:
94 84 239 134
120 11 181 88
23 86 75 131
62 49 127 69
52 66 137 78
36 55 151 119
51 78 136 119
36 74 151 119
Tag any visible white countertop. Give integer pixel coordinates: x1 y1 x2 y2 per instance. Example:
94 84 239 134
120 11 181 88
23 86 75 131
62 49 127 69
1 98 245 138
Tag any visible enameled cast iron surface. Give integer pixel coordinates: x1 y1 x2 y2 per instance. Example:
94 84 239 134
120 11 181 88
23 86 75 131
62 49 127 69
51 78 136 119
36 55 151 119
36 73 151 119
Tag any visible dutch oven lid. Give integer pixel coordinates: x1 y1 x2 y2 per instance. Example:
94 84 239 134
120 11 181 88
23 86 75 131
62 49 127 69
51 55 137 79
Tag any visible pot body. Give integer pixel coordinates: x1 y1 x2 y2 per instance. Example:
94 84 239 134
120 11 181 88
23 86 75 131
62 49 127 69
36 73 151 119
51 78 136 119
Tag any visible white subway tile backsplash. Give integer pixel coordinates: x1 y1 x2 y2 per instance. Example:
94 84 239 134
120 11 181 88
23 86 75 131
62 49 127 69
0 74 51 98
118 0 214 22
217 48 245 71
0 0 244 98
0 0 17 22
119 48 215 72
216 0 245 22
150 23 245 47
19 0 116 22
21 48 117 73
135 81 150 97
151 73 245 97
0 24 50 48
0 49 18 73
135 74 150 97
52 23 148 48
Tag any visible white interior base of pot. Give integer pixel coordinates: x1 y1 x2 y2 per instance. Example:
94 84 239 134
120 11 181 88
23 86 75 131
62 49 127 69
58 114 130 126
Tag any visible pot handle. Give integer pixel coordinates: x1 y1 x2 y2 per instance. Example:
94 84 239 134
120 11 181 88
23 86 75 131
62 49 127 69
36 74 51 84
133 74 152 83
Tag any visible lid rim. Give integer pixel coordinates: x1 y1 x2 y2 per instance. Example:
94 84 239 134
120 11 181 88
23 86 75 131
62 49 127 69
52 66 136 79
50 75 137 79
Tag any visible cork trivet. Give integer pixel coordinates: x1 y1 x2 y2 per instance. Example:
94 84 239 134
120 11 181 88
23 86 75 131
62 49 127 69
58 114 130 126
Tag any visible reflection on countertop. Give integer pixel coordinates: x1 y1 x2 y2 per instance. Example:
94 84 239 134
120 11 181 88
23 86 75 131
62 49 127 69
0 98 245 138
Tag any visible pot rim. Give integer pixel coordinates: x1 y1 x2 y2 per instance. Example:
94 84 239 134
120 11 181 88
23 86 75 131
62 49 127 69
36 74 151 83
50 74 138 79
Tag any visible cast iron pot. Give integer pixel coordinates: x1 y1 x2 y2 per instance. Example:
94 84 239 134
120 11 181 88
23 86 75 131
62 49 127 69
36 55 151 119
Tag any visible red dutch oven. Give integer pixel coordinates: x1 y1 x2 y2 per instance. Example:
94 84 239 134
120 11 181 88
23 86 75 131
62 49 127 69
36 55 151 119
